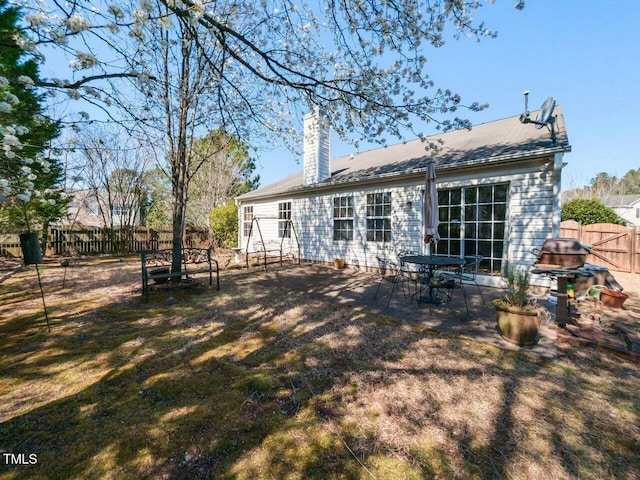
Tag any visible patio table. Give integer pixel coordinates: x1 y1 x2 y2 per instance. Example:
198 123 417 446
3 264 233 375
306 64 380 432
401 255 466 304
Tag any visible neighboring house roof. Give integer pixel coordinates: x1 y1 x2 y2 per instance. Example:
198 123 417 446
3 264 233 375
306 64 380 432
238 107 570 201
604 194 640 208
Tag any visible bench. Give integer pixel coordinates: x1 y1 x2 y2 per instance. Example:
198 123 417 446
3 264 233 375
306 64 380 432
140 247 219 302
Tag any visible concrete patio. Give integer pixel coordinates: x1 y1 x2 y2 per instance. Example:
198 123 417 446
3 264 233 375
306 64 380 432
244 262 559 358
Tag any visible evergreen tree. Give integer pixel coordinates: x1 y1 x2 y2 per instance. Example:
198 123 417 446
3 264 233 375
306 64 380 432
187 130 259 228
0 0 66 236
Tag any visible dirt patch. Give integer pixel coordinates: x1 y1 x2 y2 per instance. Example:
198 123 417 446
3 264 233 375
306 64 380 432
0 257 23 283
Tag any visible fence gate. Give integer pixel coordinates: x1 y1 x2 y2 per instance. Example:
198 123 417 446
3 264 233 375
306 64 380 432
560 220 636 273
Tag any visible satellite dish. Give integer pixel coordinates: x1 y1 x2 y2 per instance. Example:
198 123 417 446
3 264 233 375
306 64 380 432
519 92 558 144
534 97 556 129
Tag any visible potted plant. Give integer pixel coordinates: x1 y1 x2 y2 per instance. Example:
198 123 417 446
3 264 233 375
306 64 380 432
492 263 542 347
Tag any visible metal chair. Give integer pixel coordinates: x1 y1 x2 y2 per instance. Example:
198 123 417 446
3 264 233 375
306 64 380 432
374 255 400 305
395 250 423 303
432 259 474 319
435 255 484 299
376 250 422 308
434 268 467 309
460 255 485 304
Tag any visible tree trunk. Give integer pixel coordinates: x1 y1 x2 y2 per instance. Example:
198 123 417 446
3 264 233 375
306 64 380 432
171 163 187 278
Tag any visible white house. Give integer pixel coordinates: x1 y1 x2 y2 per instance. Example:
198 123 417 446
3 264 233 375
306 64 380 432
604 195 640 226
64 189 142 228
236 108 570 286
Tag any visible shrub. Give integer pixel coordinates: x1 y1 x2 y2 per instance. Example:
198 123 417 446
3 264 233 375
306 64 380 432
561 198 624 225
209 202 238 248
502 263 533 309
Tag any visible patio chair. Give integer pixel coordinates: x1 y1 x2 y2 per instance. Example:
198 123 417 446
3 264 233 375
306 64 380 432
432 261 471 319
395 250 423 302
460 255 485 304
435 255 484 300
376 250 421 307
374 255 400 302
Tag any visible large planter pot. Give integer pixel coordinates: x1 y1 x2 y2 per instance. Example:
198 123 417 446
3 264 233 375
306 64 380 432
493 298 541 347
333 258 345 269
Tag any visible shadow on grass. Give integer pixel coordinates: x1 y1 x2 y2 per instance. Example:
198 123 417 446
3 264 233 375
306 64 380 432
0 262 638 479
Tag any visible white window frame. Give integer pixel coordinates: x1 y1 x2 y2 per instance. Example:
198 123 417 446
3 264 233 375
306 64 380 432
278 202 292 238
243 206 254 237
333 196 354 241
366 192 392 242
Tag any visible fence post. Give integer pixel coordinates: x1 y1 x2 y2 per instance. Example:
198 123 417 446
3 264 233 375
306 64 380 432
633 226 638 274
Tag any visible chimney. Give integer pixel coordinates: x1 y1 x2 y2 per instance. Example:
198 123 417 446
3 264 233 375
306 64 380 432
303 108 331 186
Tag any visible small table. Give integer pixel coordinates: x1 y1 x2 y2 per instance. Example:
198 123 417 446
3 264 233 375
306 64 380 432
401 255 466 304
531 266 593 327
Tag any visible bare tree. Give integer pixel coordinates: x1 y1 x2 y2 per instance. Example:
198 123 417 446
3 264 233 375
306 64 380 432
73 125 153 250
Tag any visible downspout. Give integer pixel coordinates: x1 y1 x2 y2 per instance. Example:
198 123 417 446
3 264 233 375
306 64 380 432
552 152 565 238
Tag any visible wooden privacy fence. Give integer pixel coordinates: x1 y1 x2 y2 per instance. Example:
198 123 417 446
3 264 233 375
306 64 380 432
560 220 640 273
0 226 211 257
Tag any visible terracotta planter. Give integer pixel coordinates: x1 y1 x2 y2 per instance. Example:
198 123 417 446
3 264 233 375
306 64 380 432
333 258 345 269
600 288 628 309
493 299 541 347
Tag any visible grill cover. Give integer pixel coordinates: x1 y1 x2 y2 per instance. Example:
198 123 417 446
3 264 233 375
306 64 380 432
534 238 591 269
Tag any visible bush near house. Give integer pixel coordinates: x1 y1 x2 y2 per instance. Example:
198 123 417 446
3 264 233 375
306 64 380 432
561 198 624 225
209 201 238 248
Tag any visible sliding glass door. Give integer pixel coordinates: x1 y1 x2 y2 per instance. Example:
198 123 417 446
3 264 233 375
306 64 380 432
434 184 508 275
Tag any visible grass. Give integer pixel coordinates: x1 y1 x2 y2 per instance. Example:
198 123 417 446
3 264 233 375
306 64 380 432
0 257 638 479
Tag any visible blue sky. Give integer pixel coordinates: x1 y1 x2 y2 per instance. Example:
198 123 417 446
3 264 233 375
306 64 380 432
255 1 640 191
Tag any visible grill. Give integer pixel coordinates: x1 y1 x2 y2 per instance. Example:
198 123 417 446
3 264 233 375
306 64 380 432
532 238 591 269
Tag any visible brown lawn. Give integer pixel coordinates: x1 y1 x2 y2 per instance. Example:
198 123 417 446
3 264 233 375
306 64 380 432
0 257 638 479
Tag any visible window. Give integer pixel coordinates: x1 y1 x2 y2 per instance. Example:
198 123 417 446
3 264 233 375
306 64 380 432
278 202 292 238
333 196 353 241
435 184 508 275
243 206 254 237
86 201 99 216
111 205 131 217
366 192 391 242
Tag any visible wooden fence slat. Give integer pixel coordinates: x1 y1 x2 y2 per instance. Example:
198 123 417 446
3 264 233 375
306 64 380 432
0 226 210 257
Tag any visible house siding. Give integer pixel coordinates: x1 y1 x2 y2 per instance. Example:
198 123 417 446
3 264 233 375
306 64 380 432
238 154 561 286
610 205 640 226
